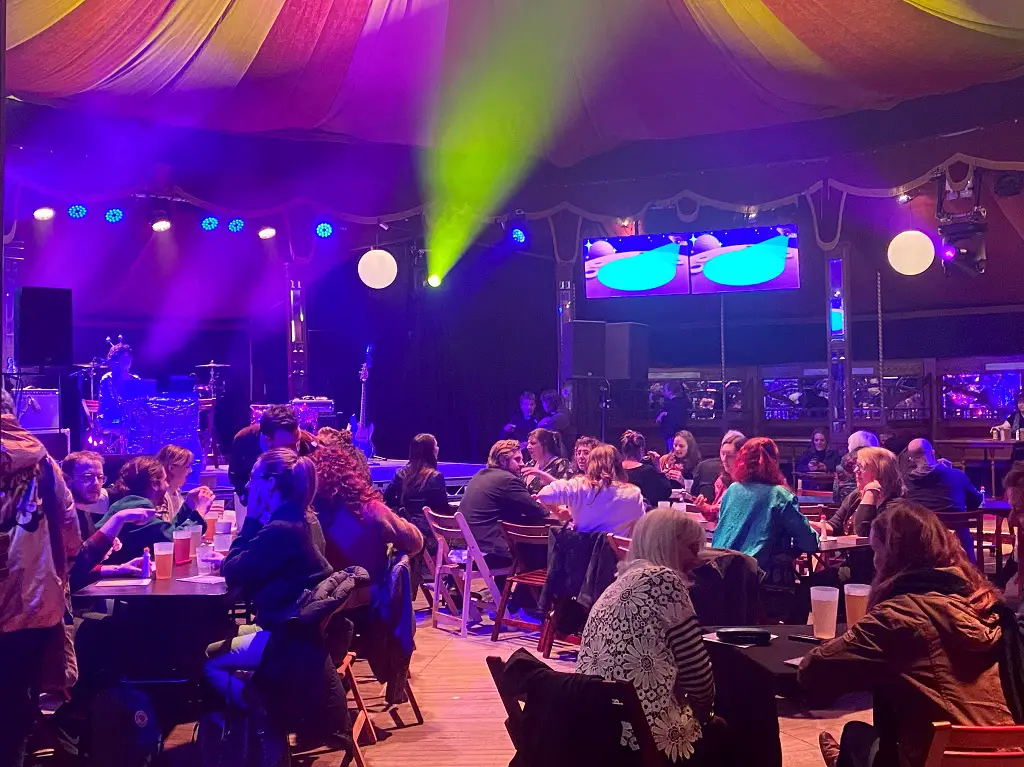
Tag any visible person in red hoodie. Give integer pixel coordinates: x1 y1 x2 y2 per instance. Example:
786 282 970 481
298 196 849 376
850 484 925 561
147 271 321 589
0 387 81 767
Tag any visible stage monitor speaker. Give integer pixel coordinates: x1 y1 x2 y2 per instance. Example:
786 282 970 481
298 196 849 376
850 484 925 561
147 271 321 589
15 287 73 367
561 320 606 380
605 322 650 380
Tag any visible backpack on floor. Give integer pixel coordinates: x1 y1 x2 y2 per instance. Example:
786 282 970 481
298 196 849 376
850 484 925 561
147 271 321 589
87 683 163 767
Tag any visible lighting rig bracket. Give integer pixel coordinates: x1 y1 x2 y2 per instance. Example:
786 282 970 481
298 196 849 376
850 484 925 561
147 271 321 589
934 172 987 276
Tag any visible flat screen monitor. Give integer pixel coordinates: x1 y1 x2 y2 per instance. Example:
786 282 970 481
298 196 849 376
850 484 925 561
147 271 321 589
582 224 800 299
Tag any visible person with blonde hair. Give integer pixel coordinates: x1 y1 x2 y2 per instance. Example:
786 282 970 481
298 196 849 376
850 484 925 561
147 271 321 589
537 444 643 536
156 443 214 520
206 448 331 699
577 508 716 763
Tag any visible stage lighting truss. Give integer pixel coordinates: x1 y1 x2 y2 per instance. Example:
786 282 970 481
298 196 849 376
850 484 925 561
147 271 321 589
935 173 987 276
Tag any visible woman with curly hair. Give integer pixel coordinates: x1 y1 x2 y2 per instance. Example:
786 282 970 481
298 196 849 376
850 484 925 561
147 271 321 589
711 437 819 570
310 444 423 583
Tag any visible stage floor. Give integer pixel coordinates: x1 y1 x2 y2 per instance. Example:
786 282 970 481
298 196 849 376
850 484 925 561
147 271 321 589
367 459 485 484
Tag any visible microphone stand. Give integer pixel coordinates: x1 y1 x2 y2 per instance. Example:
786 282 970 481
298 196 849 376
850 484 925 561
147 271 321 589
598 380 610 444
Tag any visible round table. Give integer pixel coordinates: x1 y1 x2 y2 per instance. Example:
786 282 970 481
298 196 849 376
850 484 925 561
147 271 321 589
74 560 229 599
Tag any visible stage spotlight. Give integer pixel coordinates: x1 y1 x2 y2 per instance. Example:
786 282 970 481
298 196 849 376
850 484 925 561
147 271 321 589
357 248 398 289
68 205 87 219
887 230 934 276
511 226 527 245
201 216 219 231
938 220 987 275
228 218 245 233
426 273 442 288
150 212 171 232
258 226 276 240
316 222 333 238
33 207 55 221
505 217 529 249
105 208 124 223
897 193 912 204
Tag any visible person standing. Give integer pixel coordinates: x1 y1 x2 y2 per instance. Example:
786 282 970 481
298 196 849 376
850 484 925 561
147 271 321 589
536 389 570 447
229 405 317 504
0 388 81 767
95 343 139 446
502 391 539 447
656 381 691 454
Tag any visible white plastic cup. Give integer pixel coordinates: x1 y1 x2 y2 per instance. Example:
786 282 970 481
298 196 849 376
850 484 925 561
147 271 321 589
844 584 871 626
197 543 214 575
215 519 232 535
683 479 694 493
657 501 671 509
810 586 840 639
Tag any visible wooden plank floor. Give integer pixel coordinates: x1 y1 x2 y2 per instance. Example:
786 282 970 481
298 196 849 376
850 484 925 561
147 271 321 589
162 601 870 767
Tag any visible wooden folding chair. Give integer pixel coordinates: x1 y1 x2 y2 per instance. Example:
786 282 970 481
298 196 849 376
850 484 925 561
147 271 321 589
923 721 1024 766
606 534 631 563
486 654 663 766
336 651 374 766
798 487 834 500
490 522 550 641
423 507 510 638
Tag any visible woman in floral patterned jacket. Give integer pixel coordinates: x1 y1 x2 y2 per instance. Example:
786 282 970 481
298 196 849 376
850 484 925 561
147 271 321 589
576 507 715 764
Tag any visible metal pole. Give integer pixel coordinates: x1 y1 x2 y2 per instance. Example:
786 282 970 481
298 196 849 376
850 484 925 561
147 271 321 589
720 295 727 427
877 271 886 428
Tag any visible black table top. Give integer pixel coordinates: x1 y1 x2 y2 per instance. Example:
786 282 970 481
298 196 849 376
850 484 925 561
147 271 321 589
74 560 229 599
703 624 835 696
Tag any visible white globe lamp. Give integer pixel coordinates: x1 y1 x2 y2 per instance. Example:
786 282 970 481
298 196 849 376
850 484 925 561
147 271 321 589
358 248 398 290
887 230 935 276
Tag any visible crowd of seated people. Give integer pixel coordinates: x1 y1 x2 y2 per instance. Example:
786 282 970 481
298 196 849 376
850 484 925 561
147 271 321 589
6 367 1024 767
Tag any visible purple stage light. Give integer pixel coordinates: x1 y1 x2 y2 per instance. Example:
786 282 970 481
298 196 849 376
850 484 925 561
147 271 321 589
940 244 957 262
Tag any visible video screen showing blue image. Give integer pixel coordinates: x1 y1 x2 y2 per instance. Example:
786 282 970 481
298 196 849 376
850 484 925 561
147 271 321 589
582 225 800 299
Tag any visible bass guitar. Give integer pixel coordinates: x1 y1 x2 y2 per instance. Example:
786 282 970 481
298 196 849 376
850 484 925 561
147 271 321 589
349 345 376 458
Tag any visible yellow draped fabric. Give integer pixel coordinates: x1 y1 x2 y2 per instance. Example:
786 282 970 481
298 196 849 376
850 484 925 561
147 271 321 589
7 0 86 49
902 0 1024 38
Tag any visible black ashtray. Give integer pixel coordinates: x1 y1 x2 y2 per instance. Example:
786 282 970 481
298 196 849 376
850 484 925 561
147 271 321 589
715 628 773 646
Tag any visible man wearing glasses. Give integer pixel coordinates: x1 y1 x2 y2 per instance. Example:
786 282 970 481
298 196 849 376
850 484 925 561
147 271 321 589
60 451 110 539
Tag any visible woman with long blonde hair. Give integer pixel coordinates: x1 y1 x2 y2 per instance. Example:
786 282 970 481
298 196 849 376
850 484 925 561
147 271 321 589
537 444 644 536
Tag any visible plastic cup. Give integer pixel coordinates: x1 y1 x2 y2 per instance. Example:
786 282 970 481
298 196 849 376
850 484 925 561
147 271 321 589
197 543 214 575
189 525 202 559
683 479 693 493
810 586 840 639
215 519 232 536
173 529 191 565
154 542 174 580
844 584 871 626
221 509 236 532
204 512 219 543
657 501 671 509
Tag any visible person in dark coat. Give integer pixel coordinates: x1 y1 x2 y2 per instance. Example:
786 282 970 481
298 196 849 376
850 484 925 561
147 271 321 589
619 430 672 507
205 448 332 700
228 405 317 504
795 428 843 474
383 433 449 555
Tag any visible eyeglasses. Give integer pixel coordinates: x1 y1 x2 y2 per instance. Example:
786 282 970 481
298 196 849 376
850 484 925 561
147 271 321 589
75 472 105 483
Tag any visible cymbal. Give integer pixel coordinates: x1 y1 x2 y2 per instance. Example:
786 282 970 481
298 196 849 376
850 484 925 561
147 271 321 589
196 362 231 369
74 361 108 369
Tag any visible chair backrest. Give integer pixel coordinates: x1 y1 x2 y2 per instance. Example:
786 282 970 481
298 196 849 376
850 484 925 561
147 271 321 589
606 534 631 563
501 522 550 573
485 654 662 766
933 511 986 569
800 488 834 499
923 721 1024 766
799 503 826 519
423 507 463 563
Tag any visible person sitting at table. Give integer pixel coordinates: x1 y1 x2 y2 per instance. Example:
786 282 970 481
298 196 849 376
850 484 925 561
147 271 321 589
692 430 746 521
535 444 644 536
97 456 204 563
60 450 110 538
834 430 879 504
904 438 983 558
156 444 214 521
621 430 673 507
383 433 449 554
1001 461 1024 611
712 437 819 571
822 447 903 538
313 444 423 585
459 440 548 569
795 428 843 481
576 508 716 764
660 430 702 487
228 404 317 505
523 428 575 494
573 435 601 474
799 500 1015 767
206 448 332 702
502 390 539 447
536 389 570 446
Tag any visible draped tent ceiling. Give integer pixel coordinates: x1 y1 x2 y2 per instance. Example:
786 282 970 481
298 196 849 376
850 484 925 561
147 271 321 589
8 0 1024 167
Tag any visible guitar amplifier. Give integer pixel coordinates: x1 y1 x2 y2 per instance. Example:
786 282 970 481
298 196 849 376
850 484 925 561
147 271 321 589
17 389 61 430
249 399 335 433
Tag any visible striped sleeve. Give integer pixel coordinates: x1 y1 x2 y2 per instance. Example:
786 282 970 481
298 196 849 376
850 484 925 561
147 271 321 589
665 614 715 715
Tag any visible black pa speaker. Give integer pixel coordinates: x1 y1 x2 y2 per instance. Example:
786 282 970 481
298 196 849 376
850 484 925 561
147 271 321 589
605 322 650 380
561 320 606 380
15 287 73 367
